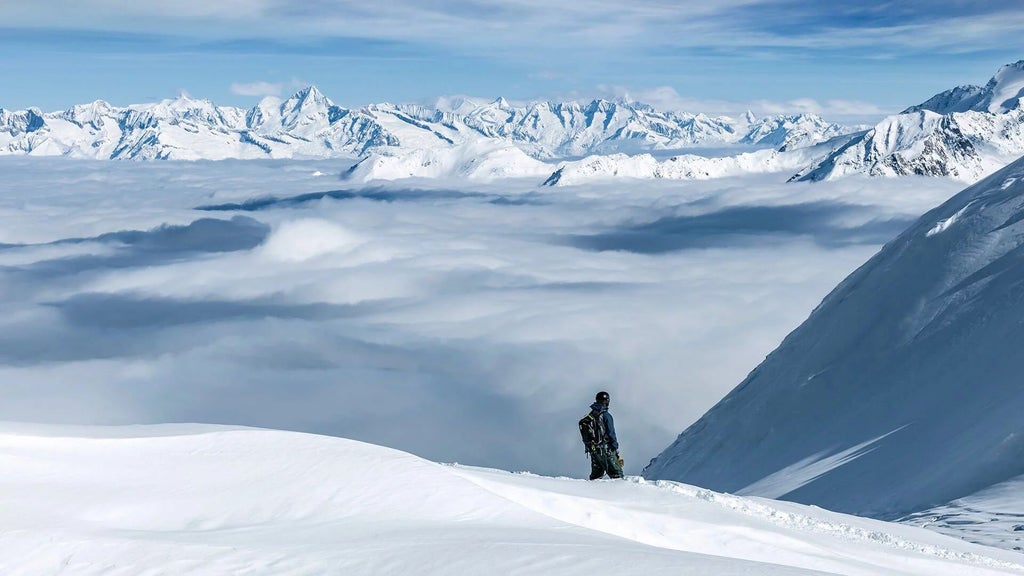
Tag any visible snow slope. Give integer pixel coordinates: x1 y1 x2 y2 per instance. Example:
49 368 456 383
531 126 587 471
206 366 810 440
644 154 1024 529
3 423 1024 576
901 474 1024 551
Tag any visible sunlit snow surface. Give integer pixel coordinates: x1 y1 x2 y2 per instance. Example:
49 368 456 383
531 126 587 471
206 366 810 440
902 475 1024 551
2 423 1024 576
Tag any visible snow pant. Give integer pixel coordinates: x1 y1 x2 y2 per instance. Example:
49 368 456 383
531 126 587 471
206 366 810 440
589 446 624 480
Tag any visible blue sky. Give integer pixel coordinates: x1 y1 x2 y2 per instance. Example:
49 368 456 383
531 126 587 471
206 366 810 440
1 1 1022 121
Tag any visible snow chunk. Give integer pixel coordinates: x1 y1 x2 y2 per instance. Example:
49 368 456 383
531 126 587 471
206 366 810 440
926 201 975 237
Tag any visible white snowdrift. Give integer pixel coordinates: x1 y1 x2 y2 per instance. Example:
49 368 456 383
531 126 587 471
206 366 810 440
2 423 1023 576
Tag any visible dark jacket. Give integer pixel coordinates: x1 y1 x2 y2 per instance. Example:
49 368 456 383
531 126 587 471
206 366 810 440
589 402 618 451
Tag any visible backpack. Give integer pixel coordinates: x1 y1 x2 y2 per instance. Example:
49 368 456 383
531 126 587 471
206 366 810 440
578 410 606 453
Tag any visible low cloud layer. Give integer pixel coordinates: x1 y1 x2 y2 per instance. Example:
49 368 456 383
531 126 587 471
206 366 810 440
230 81 283 97
0 158 963 476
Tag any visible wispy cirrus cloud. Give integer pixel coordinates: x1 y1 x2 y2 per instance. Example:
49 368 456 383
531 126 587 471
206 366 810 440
4 1 1023 56
230 81 283 97
0 1 1020 127
593 85 888 124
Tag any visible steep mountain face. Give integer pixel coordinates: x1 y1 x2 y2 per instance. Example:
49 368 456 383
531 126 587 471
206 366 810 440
0 90 849 163
795 61 1024 183
643 154 1024 522
902 85 989 115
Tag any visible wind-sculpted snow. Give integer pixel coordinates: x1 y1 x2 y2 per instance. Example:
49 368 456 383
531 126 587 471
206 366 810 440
3 423 1024 575
901 474 1024 551
644 155 1024 533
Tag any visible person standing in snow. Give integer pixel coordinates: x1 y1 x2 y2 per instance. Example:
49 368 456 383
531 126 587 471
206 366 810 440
585 391 624 480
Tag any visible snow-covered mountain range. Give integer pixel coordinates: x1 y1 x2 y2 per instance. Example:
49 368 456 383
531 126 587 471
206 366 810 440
643 153 1024 548
0 88 847 168
792 61 1024 182
5 62 1024 185
547 61 1024 186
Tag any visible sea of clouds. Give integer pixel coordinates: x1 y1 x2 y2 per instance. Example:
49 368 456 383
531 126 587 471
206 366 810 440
0 157 963 476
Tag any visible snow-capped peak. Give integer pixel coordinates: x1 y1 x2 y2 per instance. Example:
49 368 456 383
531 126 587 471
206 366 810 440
904 60 1024 116
286 85 331 107
281 86 332 114
984 59 1024 113
279 86 336 131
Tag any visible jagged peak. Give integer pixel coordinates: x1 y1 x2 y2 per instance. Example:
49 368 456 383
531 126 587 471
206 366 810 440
283 85 333 111
583 98 622 114
292 85 325 98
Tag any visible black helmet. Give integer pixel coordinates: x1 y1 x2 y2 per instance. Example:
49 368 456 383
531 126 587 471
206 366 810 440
596 391 610 404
